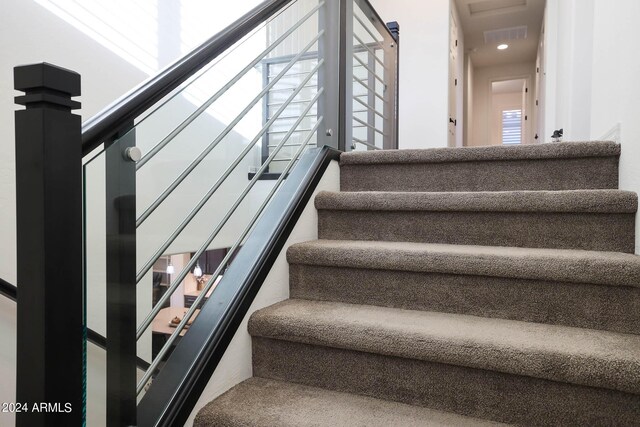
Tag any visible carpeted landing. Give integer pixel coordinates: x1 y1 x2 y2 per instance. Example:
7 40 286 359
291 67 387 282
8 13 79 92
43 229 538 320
195 141 640 426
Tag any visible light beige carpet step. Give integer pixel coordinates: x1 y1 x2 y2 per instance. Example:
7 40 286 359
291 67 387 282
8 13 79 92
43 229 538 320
316 189 637 252
340 140 620 192
193 377 509 427
250 299 640 394
287 240 640 334
250 300 640 426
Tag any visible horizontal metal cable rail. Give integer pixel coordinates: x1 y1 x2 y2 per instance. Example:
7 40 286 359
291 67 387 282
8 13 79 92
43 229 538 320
81 0 294 154
139 79 320 280
353 33 386 68
267 98 318 107
135 32 324 229
353 116 385 135
352 53 385 85
135 2 324 169
136 87 322 338
353 76 385 102
269 83 318 93
137 107 324 393
135 59 323 286
352 136 380 150
353 13 384 50
268 128 315 134
353 95 387 119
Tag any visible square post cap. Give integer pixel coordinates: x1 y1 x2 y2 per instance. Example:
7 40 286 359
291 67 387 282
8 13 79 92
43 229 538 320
387 21 399 41
14 62 81 110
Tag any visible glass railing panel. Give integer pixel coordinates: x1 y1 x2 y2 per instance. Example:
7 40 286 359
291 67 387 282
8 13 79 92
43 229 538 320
78 0 397 420
83 149 107 426
350 0 395 151
265 56 319 172
84 0 327 399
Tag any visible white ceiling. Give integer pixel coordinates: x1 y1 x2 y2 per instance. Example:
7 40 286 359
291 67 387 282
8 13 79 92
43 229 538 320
454 0 546 68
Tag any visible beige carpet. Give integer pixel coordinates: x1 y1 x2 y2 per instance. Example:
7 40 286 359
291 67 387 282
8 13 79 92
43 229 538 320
196 141 640 426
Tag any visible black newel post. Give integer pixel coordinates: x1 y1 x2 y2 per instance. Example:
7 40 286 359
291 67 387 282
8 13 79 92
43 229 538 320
14 63 84 426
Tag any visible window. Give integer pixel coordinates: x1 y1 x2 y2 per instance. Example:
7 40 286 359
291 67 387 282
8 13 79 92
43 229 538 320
502 109 522 144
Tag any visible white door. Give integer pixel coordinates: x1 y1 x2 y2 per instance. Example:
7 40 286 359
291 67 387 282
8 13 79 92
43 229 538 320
448 11 458 147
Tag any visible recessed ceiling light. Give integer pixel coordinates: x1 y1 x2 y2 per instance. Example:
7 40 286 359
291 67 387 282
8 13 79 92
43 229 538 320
497 44 509 50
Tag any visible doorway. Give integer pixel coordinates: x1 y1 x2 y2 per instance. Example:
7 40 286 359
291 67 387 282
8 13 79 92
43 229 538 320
491 78 529 145
451 0 546 146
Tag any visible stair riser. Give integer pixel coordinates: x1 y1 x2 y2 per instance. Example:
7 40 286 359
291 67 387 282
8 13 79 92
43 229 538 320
253 337 640 427
318 211 636 252
290 265 640 335
341 157 619 192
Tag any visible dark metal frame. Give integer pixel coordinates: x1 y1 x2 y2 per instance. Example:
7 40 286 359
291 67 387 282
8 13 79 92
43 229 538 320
0 277 16 302
387 20 400 148
14 63 84 427
137 146 340 427
105 127 138 426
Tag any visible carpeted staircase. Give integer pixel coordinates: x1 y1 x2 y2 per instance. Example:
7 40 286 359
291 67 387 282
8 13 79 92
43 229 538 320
195 141 640 426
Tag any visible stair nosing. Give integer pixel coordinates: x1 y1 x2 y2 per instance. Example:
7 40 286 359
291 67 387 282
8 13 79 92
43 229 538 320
249 299 640 395
287 240 640 288
196 377 511 427
340 141 620 166
314 189 638 213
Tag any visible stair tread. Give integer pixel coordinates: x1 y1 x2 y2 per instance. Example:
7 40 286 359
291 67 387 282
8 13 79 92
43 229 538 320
195 377 508 427
340 140 620 165
249 299 640 394
287 240 640 288
315 189 637 213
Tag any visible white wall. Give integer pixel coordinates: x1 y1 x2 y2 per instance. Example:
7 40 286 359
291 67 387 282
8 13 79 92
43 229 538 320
469 62 536 146
0 0 148 284
544 0 640 253
0 294 137 426
589 0 640 253
0 297 16 426
370 0 450 149
544 0 595 142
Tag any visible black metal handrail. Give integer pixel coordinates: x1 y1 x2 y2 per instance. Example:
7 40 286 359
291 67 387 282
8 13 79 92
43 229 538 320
80 0 293 155
0 277 16 302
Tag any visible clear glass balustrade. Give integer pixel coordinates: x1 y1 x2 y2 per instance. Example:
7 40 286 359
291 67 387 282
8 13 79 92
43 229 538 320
80 0 397 422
